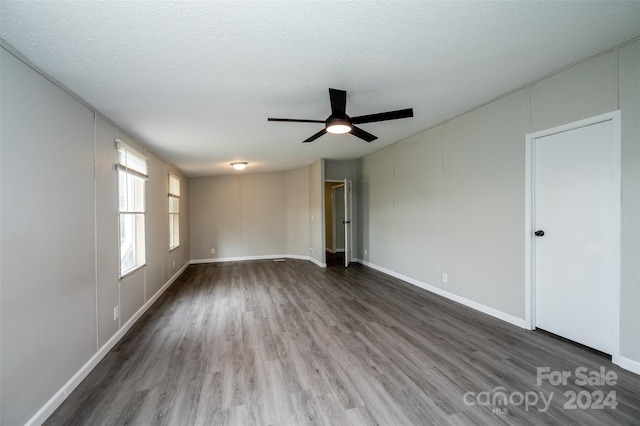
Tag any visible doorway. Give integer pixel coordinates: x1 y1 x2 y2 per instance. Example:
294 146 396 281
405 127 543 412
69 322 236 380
332 184 346 253
525 111 620 357
324 179 353 267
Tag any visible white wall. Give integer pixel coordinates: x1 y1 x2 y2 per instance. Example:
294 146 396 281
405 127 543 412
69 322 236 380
0 47 190 425
357 41 640 368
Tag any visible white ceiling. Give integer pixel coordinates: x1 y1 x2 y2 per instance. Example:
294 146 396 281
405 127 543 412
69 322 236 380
1 1 639 177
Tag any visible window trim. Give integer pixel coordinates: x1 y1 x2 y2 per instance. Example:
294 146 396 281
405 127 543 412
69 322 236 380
116 139 148 278
168 173 181 251
119 263 145 280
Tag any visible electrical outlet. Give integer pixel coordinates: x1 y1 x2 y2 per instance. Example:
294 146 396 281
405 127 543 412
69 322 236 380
364 249 368 256
309 247 314 253
113 305 119 321
211 248 216 254
172 261 175 269
442 273 448 283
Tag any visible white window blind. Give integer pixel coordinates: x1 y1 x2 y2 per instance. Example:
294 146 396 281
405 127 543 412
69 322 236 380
116 140 148 179
169 173 181 197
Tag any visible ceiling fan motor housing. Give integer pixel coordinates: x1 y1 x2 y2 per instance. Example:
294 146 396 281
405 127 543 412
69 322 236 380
326 114 352 128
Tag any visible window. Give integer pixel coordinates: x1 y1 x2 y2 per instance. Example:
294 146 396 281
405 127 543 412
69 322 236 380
116 140 147 277
168 173 180 250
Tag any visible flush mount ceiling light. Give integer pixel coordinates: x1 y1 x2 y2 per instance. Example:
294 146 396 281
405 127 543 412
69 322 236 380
230 162 248 171
325 116 352 134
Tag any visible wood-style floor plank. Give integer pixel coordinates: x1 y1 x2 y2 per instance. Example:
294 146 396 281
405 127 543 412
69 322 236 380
45 260 640 425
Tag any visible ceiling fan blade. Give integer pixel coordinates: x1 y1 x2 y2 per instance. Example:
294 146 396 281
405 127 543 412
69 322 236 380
303 128 327 143
350 126 377 142
329 88 347 116
268 118 325 123
351 108 414 124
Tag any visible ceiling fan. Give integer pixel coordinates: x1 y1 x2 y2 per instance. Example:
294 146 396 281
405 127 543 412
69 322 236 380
268 88 414 143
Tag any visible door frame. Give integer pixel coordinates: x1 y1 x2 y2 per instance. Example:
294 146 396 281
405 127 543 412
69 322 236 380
343 178 353 267
331 183 345 253
524 110 621 359
324 179 353 265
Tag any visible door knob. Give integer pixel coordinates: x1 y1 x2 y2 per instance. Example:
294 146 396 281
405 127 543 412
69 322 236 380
534 230 545 237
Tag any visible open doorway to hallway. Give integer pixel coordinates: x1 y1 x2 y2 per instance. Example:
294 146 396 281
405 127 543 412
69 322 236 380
324 180 352 267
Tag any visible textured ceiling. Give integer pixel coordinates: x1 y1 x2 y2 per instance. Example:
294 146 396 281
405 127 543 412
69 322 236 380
1 1 639 177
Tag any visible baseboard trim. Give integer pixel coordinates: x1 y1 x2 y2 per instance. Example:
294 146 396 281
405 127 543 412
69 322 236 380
307 256 327 268
191 254 327 268
357 260 527 329
191 254 288 263
25 262 190 426
614 355 640 375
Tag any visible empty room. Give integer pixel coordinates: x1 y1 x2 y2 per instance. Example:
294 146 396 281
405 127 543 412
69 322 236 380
2 1 640 425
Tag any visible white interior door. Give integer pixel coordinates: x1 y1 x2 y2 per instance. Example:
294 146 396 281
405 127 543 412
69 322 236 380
344 179 352 268
533 117 619 354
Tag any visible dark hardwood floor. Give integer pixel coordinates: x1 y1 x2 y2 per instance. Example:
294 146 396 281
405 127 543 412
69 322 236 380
45 260 640 425
325 251 345 267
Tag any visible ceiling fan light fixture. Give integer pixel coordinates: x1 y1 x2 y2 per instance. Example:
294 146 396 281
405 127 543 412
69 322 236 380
230 162 248 171
325 117 352 134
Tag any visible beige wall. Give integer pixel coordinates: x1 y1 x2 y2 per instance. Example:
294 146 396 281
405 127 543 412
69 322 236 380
285 167 310 257
361 146 395 265
529 50 617 132
190 175 242 259
1 49 97 425
619 40 640 361
357 41 640 367
190 166 310 260
325 159 358 182
309 160 324 265
95 116 120 346
441 89 528 318
392 126 442 286
181 159 342 265
189 174 282 259
0 47 190 425
242 173 286 256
